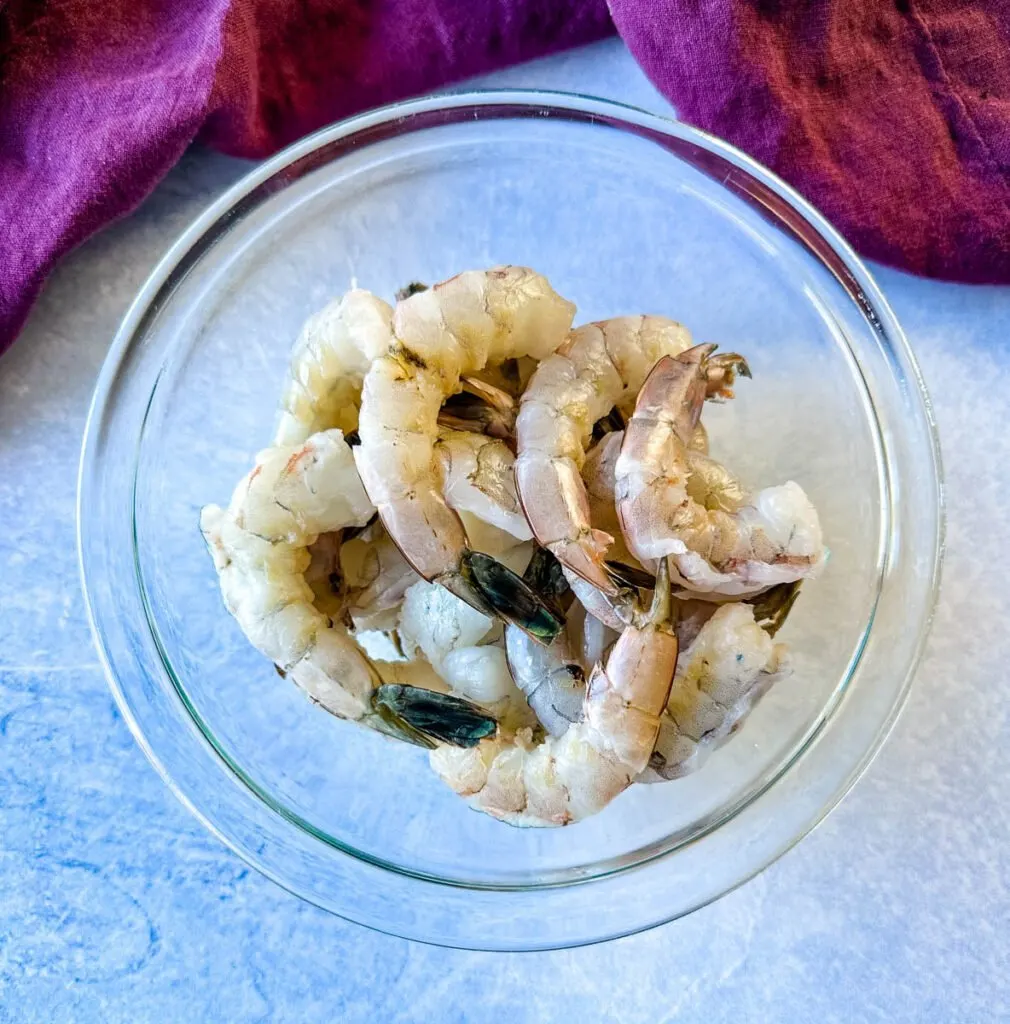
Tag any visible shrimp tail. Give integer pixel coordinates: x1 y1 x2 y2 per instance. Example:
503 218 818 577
520 545 571 615
373 684 497 748
460 551 565 645
604 559 656 591
438 378 517 440
747 580 802 636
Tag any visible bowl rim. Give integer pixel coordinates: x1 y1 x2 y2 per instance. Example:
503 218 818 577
78 88 945 949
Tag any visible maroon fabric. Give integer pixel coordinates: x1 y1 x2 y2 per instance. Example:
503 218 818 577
611 0 1010 283
0 0 611 349
203 1 614 157
1 0 1009 356
0 0 229 347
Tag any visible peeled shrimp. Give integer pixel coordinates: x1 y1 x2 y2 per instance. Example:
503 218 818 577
616 349 825 597
354 266 574 628
200 430 388 725
435 429 532 549
398 574 534 730
504 549 586 736
642 602 787 781
588 427 740 528
514 316 696 597
275 290 395 445
340 520 416 632
573 427 747 627
430 562 679 827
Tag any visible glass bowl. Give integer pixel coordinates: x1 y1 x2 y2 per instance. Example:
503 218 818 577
78 91 942 950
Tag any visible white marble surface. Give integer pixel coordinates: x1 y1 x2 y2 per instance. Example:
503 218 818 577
1 39 1008 1023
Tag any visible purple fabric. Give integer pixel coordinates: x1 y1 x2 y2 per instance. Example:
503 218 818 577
0 1 230 346
611 0 1010 284
2 0 1009 355
0 0 611 348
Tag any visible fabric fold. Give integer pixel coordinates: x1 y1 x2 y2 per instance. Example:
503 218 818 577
1 0 1008 355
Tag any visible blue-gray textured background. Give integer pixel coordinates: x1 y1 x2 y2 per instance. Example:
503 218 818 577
1 41 1007 1023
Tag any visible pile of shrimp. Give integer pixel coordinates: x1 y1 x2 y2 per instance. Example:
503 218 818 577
201 267 826 828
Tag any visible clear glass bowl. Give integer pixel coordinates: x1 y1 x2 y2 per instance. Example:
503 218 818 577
78 92 943 950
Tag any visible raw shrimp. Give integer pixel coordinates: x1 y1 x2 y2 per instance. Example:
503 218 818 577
642 599 789 781
429 562 679 827
588 420 738 519
341 427 530 631
504 548 586 736
616 349 825 597
435 429 532 547
274 290 395 445
574 427 745 626
354 266 574 634
200 430 392 728
340 519 417 631
275 284 520 446
398 572 535 730
515 316 699 597
582 426 715 566
200 429 501 747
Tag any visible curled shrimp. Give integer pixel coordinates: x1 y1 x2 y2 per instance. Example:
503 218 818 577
616 348 826 597
574 426 743 627
429 561 679 827
201 429 509 748
514 315 698 597
584 423 714 558
642 593 792 781
275 284 519 446
200 430 389 727
354 266 575 636
274 290 395 445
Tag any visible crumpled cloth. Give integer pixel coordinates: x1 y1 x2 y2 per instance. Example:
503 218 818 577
2 0 1008 354
610 0 1010 286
